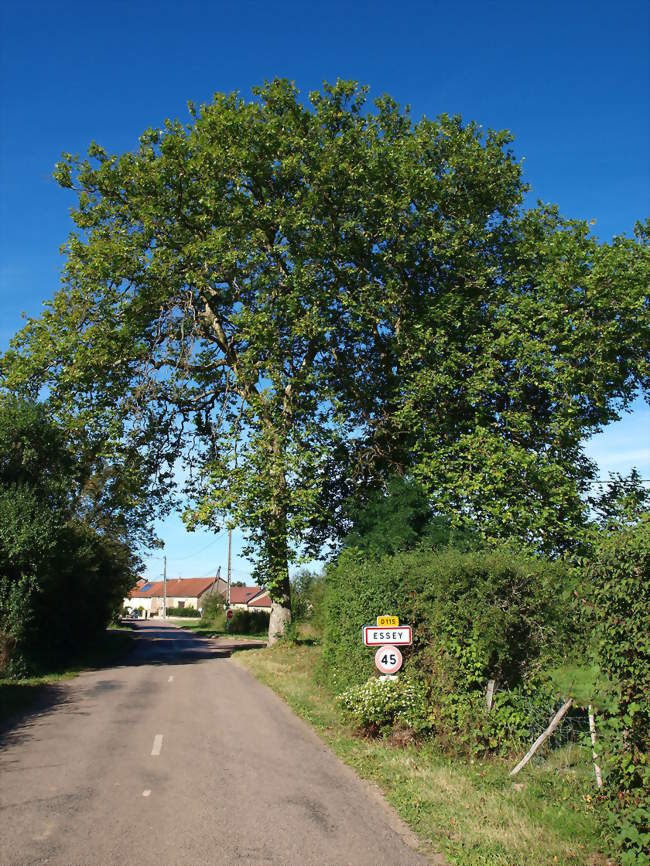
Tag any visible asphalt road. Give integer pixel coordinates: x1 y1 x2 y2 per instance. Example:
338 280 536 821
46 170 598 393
0 621 430 866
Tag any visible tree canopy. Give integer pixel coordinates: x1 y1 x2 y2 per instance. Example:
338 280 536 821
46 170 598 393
2 78 648 639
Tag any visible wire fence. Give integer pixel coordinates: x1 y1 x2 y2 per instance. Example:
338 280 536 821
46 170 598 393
519 695 593 771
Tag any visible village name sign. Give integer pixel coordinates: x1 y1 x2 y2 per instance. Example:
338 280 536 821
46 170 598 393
362 616 412 678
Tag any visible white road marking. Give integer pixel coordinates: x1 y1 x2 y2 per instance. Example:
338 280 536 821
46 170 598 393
151 734 163 756
142 790 151 797
168 675 174 682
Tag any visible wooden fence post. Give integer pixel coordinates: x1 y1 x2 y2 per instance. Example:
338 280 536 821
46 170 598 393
509 698 573 777
588 705 603 788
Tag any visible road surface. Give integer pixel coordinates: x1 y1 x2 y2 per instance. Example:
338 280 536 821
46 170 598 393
0 621 430 866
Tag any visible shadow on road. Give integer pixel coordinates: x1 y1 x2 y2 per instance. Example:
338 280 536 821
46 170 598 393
125 622 266 665
0 681 72 749
0 622 264 740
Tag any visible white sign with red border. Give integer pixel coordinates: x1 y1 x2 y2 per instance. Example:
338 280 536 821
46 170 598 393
363 625 412 646
375 645 403 674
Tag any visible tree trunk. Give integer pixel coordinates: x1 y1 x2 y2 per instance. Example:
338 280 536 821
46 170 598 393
268 572 291 645
266 449 292 645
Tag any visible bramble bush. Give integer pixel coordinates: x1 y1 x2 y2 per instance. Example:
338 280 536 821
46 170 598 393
587 516 650 866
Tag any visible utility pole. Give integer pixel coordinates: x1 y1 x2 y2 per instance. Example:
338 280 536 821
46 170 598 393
227 528 232 607
163 555 167 620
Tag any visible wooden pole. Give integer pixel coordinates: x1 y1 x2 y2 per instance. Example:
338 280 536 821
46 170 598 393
227 528 232 607
163 555 167 619
486 679 496 713
509 698 573 777
588 705 603 788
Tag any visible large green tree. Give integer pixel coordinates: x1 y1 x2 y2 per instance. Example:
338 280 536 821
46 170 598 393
0 397 138 673
2 80 648 642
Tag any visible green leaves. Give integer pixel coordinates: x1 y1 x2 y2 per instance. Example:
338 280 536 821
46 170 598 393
1 77 648 615
586 516 650 864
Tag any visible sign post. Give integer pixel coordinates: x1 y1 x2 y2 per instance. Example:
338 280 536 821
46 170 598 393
362 615 412 681
374 645 403 676
362 625 412 646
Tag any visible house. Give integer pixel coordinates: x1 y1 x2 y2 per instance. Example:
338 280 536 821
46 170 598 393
225 585 272 612
227 585 268 610
125 576 226 616
247 591 272 612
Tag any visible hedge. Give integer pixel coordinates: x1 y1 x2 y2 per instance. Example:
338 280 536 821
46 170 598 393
164 606 201 617
323 544 567 693
227 609 270 634
587 517 650 866
322 544 571 753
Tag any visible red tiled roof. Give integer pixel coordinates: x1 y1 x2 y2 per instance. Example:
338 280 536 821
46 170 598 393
227 585 265 605
129 577 217 599
249 593 272 608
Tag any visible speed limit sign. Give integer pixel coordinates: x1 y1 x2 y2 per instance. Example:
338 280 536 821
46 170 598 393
374 644 403 675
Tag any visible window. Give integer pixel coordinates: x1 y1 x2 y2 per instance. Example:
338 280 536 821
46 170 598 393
178 601 185 609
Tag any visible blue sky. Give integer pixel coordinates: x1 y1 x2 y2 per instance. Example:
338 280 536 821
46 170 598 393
1 0 648 581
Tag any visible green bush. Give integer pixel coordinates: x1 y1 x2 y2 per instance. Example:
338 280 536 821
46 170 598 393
587 516 650 866
430 676 561 756
199 594 226 629
337 675 431 736
0 398 137 676
165 606 200 617
228 609 270 634
324 544 567 691
323 544 569 751
290 569 326 633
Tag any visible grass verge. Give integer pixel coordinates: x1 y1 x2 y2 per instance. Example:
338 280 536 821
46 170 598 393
177 618 267 640
0 627 134 726
234 643 608 866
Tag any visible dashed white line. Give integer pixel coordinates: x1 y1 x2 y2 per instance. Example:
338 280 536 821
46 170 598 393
142 790 151 797
168 675 174 682
151 734 163 756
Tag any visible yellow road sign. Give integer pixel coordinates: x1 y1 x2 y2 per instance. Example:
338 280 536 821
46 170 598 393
376 615 399 627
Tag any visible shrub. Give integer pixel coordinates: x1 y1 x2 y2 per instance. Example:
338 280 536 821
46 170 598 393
337 675 431 736
323 543 570 752
324 544 567 693
199 594 226 629
228 609 270 634
165 606 200 617
587 516 650 866
430 676 561 756
290 569 326 633
0 397 137 676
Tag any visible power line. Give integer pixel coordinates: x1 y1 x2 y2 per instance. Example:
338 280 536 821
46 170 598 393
586 478 650 486
166 537 221 562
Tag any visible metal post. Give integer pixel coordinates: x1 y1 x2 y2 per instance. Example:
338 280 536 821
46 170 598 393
163 555 167 620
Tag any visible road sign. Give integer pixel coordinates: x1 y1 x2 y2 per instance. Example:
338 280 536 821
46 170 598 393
226 609 234 620
377 615 399 627
363 625 412 646
375 645 403 675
